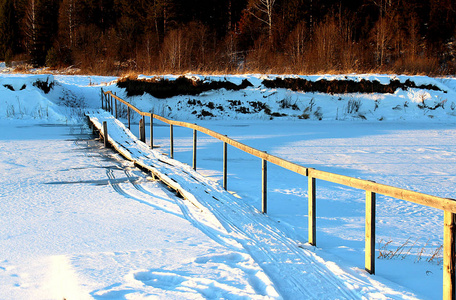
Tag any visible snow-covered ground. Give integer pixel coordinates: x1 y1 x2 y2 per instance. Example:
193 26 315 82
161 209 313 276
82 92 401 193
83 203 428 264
1 71 455 299
0 123 281 299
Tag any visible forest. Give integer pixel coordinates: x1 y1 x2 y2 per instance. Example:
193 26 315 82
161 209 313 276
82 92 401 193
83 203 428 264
0 0 455 75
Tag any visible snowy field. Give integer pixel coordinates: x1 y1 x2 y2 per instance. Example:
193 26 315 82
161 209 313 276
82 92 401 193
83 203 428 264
153 120 455 299
1 71 456 299
0 123 282 299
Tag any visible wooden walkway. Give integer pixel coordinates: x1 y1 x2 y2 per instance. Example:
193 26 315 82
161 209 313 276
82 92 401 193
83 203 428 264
86 109 397 300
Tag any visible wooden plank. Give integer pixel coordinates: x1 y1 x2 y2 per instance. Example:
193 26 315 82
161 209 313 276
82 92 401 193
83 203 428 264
106 92 143 115
444 211 456 300
308 169 456 214
308 175 316 246
365 190 376 274
153 114 309 177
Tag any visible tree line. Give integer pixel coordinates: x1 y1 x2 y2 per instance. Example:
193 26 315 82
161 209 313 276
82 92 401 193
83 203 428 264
0 0 455 75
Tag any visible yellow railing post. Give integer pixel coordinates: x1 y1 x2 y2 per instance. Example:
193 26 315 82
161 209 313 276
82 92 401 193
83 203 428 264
444 211 456 300
170 124 174 159
223 141 227 190
193 129 197 170
308 173 316 246
102 121 108 148
365 189 376 274
262 157 267 214
150 114 154 149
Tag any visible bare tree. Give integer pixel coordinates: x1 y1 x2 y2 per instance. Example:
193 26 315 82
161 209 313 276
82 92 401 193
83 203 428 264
160 29 185 71
370 0 395 66
59 0 77 48
248 0 276 45
24 0 38 63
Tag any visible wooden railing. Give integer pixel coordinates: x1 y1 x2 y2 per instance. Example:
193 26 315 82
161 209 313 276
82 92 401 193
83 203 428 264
100 89 456 299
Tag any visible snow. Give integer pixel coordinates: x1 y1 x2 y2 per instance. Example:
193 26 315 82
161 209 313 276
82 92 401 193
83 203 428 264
108 74 456 123
0 123 278 299
1 72 455 299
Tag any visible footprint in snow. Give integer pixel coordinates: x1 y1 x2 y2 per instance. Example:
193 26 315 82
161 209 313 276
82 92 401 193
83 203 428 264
134 270 186 290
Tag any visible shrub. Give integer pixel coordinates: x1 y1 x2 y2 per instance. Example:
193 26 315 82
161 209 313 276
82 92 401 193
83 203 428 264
33 78 54 94
347 99 362 114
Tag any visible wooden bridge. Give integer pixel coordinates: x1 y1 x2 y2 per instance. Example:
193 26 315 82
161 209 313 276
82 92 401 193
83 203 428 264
91 89 456 299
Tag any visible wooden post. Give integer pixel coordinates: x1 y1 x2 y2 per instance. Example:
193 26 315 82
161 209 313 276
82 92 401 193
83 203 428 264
308 174 316 246
142 115 146 142
443 211 456 300
114 92 117 117
139 116 145 142
86 115 91 130
102 121 108 148
223 141 227 190
193 129 197 170
86 115 95 135
150 114 154 149
127 107 131 130
170 124 174 159
101 88 104 109
262 157 267 214
115 96 118 119
139 117 142 141
110 94 113 114
365 189 376 275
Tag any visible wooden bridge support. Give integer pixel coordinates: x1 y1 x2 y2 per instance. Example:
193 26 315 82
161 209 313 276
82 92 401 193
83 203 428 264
444 212 456 300
308 174 316 246
262 158 267 214
365 190 376 274
193 129 197 170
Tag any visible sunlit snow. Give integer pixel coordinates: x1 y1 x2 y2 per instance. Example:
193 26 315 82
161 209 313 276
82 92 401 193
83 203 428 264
1 71 455 299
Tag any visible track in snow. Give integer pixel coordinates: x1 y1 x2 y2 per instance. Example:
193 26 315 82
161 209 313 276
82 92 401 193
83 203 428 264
87 111 417 299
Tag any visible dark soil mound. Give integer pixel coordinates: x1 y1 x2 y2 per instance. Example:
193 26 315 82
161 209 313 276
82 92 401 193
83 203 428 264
117 76 253 98
262 78 442 94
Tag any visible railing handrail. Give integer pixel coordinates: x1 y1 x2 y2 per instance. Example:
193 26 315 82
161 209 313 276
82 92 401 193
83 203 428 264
101 89 456 299
105 90 456 213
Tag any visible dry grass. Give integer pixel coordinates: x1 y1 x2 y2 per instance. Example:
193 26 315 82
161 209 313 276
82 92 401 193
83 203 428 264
378 238 443 265
3 54 450 77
